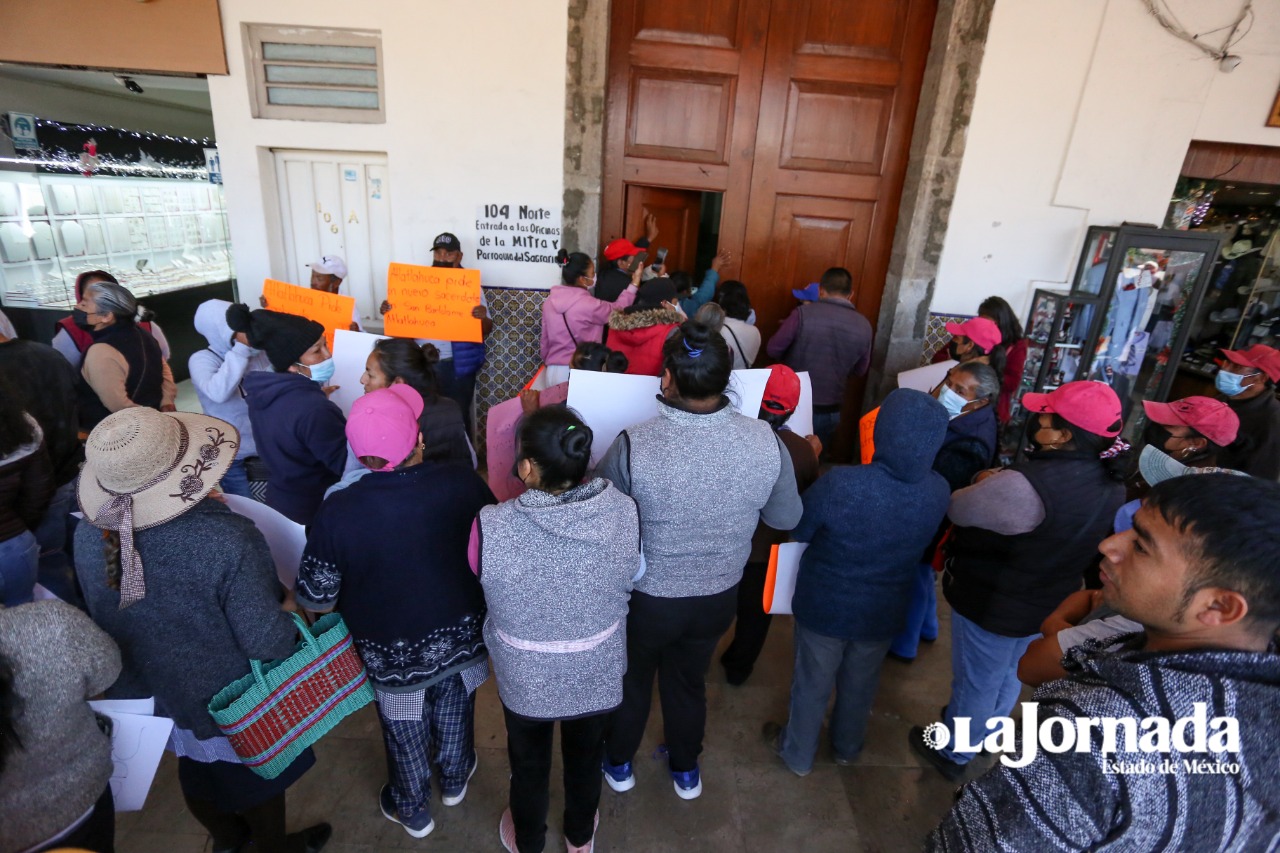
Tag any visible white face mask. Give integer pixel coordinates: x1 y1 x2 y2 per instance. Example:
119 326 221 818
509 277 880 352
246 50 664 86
937 384 970 420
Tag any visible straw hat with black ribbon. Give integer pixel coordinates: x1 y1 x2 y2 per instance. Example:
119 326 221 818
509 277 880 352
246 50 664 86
78 407 239 608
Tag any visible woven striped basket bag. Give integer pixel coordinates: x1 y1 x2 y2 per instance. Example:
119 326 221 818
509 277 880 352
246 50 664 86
209 612 374 779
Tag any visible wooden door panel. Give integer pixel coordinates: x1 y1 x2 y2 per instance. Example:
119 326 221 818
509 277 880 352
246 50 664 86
627 70 735 162
794 0 908 59
780 81 893 173
633 0 743 48
744 0 936 340
752 195 874 338
624 186 702 274
604 0 771 255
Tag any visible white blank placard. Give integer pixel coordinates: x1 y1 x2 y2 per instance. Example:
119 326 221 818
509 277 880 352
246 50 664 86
330 329 389 415
567 370 662 465
790 372 814 437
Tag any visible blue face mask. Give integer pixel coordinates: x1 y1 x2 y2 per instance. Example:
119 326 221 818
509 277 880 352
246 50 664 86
1215 369 1255 397
937 384 970 420
300 357 336 385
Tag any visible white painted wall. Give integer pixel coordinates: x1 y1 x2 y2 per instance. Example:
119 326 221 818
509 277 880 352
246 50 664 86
933 0 1280 318
208 0 569 307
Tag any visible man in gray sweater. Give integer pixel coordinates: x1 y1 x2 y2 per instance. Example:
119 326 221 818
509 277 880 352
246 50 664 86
927 474 1280 851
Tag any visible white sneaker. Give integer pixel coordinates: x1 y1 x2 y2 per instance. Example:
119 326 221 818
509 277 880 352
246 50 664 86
442 756 477 806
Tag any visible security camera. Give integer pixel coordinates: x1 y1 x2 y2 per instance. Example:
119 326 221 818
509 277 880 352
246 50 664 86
116 75 145 94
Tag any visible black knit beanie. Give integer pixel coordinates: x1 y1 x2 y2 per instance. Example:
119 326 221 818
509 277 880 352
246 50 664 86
226 304 325 372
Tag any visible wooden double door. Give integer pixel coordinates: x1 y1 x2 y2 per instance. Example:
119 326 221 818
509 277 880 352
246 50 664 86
603 0 937 344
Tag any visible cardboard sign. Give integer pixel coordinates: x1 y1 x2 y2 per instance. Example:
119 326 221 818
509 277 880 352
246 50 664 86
898 359 955 394
329 329 390 416
383 263 483 342
859 406 880 465
486 382 570 502
89 699 174 811
262 278 354 350
763 542 808 614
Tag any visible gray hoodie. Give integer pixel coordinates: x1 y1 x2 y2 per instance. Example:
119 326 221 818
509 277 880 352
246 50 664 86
595 398 803 598
189 299 272 459
478 478 639 719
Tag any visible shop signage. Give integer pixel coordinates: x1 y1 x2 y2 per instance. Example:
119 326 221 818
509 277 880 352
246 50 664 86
205 148 222 184
8 113 39 150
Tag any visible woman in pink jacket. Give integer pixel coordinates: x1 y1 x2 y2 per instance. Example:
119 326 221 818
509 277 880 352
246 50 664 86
540 249 639 387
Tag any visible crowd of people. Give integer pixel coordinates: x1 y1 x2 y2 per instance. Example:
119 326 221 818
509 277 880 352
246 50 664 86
0 226 1278 853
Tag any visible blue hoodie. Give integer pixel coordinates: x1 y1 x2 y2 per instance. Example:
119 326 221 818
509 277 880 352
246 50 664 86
791 389 951 640
242 371 348 525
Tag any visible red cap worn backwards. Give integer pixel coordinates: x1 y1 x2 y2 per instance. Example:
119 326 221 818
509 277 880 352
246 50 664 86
762 364 802 415
1021 381 1123 438
602 238 642 262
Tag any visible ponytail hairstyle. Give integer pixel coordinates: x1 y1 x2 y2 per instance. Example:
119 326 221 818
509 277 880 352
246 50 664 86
516 405 594 492
1049 413 1131 482
556 248 593 286
84 280 154 323
371 338 441 402
661 319 732 401
571 341 629 373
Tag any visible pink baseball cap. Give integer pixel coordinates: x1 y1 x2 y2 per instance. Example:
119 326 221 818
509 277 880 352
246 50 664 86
1220 344 1280 383
1022 381 1123 438
1142 396 1240 447
346 385 424 471
945 317 1002 353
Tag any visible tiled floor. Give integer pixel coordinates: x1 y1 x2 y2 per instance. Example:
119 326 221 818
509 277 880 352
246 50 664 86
113 598 1000 853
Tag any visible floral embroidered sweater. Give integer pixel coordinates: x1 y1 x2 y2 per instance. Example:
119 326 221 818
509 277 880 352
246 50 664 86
298 462 496 691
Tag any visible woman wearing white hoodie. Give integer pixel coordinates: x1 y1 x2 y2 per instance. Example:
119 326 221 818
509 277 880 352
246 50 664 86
188 299 272 497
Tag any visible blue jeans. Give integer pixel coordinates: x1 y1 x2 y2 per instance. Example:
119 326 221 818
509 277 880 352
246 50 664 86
779 621 891 774
35 480 76 556
890 564 938 659
0 530 39 606
940 610 1036 764
220 458 252 498
435 360 478 439
813 409 841 456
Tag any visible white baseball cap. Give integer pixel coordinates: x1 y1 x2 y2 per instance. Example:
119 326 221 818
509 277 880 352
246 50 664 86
309 255 347 279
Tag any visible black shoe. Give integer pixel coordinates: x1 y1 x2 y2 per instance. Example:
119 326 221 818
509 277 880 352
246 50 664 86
908 726 965 782
886 651 915 664
290 823 332 853
762 721 810 777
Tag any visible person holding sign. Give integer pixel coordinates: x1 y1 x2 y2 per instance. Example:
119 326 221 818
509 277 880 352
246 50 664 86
762 389 950 777
540 250 640 388
380 234 492 436
596 320 802 801
259 255 361 332
230 306 348 526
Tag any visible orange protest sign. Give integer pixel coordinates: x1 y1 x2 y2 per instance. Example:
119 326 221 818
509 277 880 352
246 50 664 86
382 263 483 343
859 406 880 465
261 279 354 350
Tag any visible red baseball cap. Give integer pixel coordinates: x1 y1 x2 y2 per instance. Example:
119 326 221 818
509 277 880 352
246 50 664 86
945 317 1002 353
1220 344 1280 383
603 238 642 262
1021 381 1123 437
762 364 802 415
1142 396 1240 447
